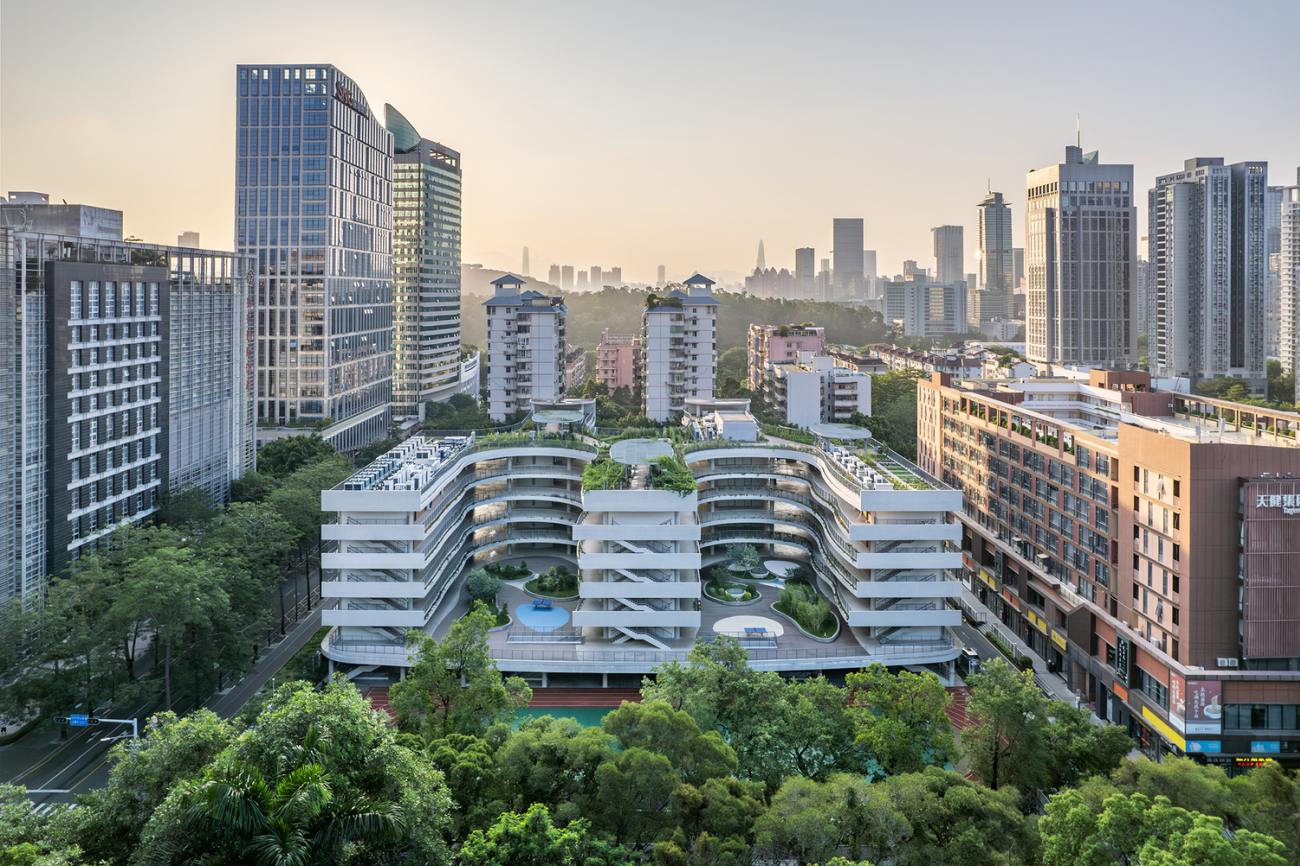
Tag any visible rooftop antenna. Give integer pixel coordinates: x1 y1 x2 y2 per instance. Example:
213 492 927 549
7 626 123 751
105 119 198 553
1075 114 1081 148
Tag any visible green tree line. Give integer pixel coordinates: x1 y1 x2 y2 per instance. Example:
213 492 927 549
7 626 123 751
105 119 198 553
0 435 351 719
5 605 1295 865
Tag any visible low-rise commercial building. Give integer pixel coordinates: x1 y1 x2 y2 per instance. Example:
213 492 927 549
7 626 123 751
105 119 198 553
917 369 1300 766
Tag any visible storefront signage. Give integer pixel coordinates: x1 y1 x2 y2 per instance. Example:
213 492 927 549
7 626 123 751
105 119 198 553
1114 635 1133 686
1234 756 1276 768
1185 740 1222 754
1112 683 1129 702
1051 630 1068 651
1141 705 1186 752
1027 610 1048 634
1254 493 1300 515
978 568 997 589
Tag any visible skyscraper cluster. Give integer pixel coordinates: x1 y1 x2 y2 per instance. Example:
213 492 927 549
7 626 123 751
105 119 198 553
545 263 624 290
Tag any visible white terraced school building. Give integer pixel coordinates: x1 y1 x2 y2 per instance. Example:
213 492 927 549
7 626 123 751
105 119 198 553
319 416 964 678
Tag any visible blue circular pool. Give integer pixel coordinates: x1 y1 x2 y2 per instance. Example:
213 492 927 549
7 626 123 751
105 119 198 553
514 603 571 631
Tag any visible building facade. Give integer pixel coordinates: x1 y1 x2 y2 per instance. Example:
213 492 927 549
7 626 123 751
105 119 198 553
0 206 254 604
932 225 964 286
883 277 968 337
595 330 639 393
975 191 1014 326
484 274 566 421
1149 158 1268 390
641 274 718 421
1025 145 1136 367
320 417 963 677
765 354 873 428
1281 180 1300 403
236 64 394 451
386 104 474 420
746 323 825 390
917 370 1300 765
795 247 816 298
832 218 864 301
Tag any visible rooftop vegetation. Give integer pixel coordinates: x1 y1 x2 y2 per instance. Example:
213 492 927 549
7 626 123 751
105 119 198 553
647 455 697 493
581 457 627 491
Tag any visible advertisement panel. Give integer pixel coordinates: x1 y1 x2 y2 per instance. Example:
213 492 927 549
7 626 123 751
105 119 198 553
1169 671 1187 734
1184 680 1223 735
1241 479 1300 659
1186 740 1222 754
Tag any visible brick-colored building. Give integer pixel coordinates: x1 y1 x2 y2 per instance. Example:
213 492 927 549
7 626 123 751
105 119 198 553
594 330 639 394
918 369 1300 766
747 323 824 391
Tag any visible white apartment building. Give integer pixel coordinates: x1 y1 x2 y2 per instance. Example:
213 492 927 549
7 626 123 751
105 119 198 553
319 419 964 676
642 274 718 421
766 353 872 428
1149 158 1268 391
1281 178 1300 404
485 274 566 421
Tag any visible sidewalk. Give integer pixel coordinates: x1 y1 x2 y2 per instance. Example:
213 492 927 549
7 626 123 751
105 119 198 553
958 587 1080 706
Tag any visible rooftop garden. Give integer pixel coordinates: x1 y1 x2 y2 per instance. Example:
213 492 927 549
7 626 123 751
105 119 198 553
647 455 697 493
857 446 936 490
644 292 684 309
581 457 628 491
773 579 838 638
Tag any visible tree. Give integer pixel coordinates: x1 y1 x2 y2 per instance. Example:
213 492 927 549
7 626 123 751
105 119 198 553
603 699 737 786
113 545 227 708
724 544 761 573
778 676 861 781
230 470 278 503
493 715 617 818
133 680 453 866
390 605 531 739
426 733 505 836
457 804 636 866
255 434 337 478
642 637 794 788
1040 701 1132 789
589 747 679 844
466 567 504 609
846 664 954 776
157 487 217 530
879 767 1036 866
1 784 84 865
63 710 235 865
753 774 883 866
962 659 1048 793
203 501 297 581
1040 790 1286 866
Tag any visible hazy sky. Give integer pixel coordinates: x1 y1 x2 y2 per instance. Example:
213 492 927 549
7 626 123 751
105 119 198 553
3 0 1297 284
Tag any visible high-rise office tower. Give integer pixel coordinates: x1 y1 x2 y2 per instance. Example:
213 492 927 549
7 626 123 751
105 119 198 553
656 264 666 287
386 104 469 420
642 274 718 421
521 246 529 277
863 249 878 297
795 246 815 298
977 191 1014 293
236 64 393 450
609 266 622 286
832 218 864 300
1013 247 1025 288
561 265 574 290
1 200 254 602
1025 145 1136 367
590 265 601 288
1265 184 1285 359
756 240 766 271
1280 175 1300 403
817 258 832 300
932 225 964 285
1149 158 1268 389
548 264 561 286
485 274 565 421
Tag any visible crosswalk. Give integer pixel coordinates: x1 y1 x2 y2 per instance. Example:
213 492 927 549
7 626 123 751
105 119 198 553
30 801 78 818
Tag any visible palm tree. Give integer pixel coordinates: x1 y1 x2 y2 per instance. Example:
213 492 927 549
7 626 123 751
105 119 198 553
177 758 406 865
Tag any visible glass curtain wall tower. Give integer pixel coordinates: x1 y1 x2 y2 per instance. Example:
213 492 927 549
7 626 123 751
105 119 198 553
385 104 470 420
235 64 394 451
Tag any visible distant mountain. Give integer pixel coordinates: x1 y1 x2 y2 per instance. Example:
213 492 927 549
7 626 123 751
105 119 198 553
462 265 559 297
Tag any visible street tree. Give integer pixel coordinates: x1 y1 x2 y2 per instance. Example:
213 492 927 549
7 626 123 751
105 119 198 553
962 659 1048 793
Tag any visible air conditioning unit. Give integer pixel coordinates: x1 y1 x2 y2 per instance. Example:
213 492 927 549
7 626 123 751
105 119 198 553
1216 657 1239 668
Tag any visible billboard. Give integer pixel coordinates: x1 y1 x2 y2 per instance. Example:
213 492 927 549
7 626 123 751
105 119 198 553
1183 680 1223 735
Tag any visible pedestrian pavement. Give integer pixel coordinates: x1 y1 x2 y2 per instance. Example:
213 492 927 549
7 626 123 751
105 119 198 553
957 587 1081 706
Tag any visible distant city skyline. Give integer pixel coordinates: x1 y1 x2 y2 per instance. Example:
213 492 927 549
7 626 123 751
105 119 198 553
2 0 1297 284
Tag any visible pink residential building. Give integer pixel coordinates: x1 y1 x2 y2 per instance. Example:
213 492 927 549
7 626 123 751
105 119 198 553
596 330 640 393
747 323 825 390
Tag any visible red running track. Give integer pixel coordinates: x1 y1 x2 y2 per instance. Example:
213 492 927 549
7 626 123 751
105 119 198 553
363 686 641 722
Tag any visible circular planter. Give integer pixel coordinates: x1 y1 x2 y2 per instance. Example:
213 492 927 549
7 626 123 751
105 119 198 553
488 614 513 632
769 601 840 643
522 574 580 601
703 583 763 606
